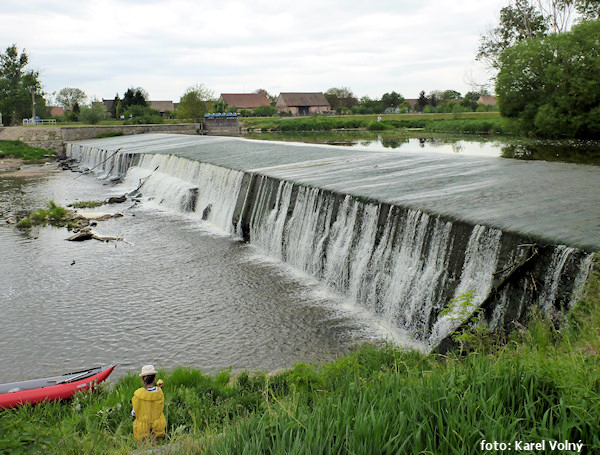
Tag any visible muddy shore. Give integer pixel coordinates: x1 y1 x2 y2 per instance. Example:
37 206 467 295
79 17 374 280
0 158 58 178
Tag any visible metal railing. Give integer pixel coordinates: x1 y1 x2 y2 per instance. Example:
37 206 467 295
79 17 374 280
22 118 57 126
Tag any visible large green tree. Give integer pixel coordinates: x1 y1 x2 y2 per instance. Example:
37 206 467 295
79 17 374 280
477 0 548 68
121 87 148 111
176 84 214 120
381 91 405 110
325 87 358 112
415 91 428 113
478 0 600 69
496 19 600 138
0 44 44 125
56 87 87 109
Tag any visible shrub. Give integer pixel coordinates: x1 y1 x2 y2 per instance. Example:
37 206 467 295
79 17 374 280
252 105 278 117
79 104 107 125
366 120 392 131
123 105 163 124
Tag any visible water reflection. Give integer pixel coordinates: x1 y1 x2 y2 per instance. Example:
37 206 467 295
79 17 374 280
243 132 600 165
501 141 600 165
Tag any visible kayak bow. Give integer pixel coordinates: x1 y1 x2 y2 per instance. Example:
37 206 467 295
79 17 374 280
0 365 115 409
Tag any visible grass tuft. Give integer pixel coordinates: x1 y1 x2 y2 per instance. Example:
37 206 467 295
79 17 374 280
69 200 105 209
16 201 72 228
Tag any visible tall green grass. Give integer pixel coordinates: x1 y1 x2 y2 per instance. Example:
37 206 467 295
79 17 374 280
0 140 55 160
1 256 598 454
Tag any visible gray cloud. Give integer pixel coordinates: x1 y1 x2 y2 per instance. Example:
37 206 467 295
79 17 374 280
0 0 505 102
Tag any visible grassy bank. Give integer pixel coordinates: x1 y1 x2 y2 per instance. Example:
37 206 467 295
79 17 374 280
0 140 55 160
240 112 509 135
1 257 598 454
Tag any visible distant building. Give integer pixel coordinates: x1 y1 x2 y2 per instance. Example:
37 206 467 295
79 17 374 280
404 99 419 111
149 101 175 116
477 95 497 106
50 106 64 117
275 92 331 116
220 93 270 111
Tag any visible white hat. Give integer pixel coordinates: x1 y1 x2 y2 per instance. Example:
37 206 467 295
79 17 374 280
139 364 158 377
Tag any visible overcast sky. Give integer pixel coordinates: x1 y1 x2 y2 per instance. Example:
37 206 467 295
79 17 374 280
1 0 506 103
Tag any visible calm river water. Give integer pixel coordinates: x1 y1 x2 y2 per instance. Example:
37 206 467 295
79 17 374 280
0 166 388 383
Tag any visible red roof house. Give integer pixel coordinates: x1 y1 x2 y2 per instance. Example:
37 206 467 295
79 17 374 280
275 92 331 116
220 93 271 110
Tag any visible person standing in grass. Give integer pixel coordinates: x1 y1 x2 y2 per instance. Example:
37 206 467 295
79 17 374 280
131 364 166 442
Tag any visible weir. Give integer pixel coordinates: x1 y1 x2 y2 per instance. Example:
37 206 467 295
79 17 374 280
66 134 598 351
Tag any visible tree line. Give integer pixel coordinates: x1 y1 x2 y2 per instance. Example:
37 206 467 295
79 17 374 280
482 0 600 138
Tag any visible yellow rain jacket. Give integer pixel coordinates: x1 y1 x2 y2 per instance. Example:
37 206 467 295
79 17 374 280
132 387 166 441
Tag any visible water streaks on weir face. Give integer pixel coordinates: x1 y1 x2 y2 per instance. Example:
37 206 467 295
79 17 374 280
67 134 598 350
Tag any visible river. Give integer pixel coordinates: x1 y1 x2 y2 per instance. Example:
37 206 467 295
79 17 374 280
0 167 389 383
2 133 598 383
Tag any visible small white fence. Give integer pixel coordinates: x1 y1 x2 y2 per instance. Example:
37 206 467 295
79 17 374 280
22 118 57 126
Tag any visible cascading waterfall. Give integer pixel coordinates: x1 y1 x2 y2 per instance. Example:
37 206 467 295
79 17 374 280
123 154 244 234
67 143 136 178
540 245 576 312
67 144 244 235
246 178 509 345
66 143 596 350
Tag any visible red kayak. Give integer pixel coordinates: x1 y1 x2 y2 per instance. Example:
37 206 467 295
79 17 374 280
0 365 115 409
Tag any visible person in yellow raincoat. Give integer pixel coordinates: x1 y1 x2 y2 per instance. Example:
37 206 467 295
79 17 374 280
131 364 166 441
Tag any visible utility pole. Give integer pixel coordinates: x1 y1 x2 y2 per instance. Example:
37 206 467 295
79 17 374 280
29 86 36 125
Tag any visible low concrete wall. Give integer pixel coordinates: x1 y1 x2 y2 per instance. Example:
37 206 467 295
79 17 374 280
0 126 64 153
203 123 241 136
60 124 202 141
0 124 203 156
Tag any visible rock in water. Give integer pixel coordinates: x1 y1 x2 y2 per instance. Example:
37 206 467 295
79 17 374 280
202 204 212 221
66 229 94 242
107 195 127 204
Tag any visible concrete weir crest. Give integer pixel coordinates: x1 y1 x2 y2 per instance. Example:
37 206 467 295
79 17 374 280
66 135 596 351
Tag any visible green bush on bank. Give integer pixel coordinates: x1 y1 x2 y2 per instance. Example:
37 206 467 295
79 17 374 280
241 113 513 135
0 140 55 160
1 256 598 454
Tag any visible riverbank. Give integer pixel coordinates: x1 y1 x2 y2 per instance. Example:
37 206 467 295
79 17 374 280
1 255 598 454
0 140 58 178
240 112 510 135
0 159 58 179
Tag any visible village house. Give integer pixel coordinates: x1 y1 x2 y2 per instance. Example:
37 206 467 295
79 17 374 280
477 95 497 106
219 93 270 111
275 92 331 116
49 106 64 117
149 101 176 116
404 99 419 111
